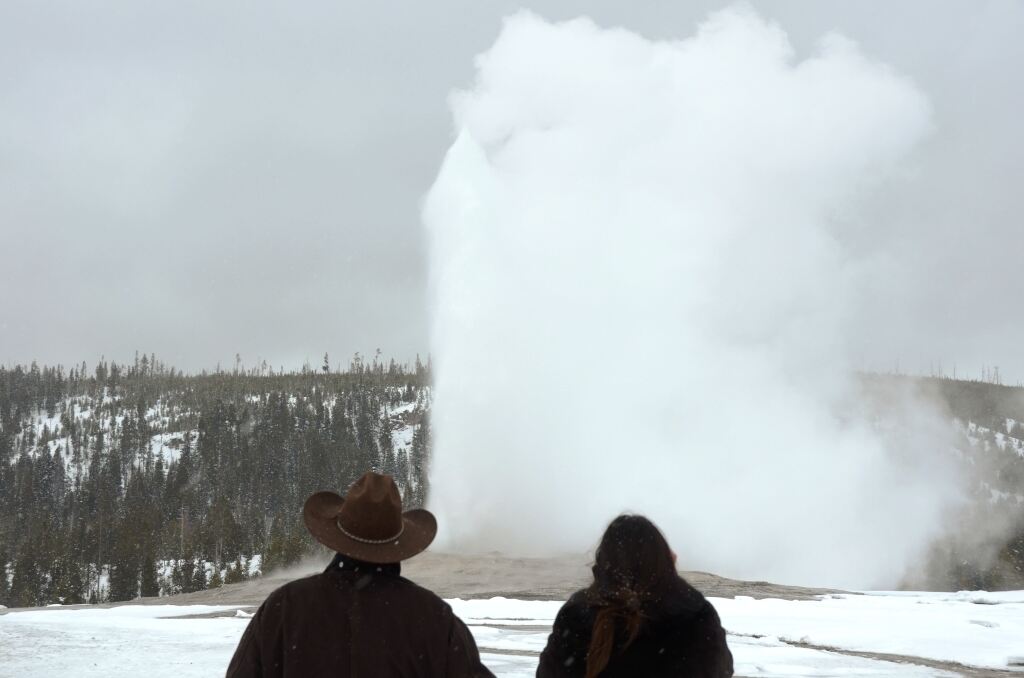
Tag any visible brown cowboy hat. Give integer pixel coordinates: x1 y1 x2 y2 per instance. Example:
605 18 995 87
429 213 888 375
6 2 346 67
303 472 436 563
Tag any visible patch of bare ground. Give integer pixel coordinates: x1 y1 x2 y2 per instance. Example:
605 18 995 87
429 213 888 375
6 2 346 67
0 552 843 614
135 551 844 607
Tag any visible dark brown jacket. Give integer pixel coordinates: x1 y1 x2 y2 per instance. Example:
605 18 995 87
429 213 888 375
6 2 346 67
536 581 733 678
227 555 494 678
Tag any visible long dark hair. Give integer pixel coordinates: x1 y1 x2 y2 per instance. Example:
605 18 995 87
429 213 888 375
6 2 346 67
585 515 680 678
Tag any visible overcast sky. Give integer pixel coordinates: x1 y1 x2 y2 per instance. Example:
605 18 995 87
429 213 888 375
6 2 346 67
1 0 1021 378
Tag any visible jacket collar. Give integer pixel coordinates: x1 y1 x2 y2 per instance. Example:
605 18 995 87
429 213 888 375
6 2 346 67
326 552 402 577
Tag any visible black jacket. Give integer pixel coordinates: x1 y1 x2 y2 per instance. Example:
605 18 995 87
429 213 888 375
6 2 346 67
227 554 495 678
536 580 733 678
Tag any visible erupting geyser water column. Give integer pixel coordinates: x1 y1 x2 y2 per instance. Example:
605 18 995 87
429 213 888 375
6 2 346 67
423 6 962 588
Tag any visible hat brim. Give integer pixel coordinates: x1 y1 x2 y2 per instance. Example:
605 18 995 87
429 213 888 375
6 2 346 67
303 491 437 564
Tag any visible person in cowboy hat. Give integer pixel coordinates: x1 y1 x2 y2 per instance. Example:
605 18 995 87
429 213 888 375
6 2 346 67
226 471 494 677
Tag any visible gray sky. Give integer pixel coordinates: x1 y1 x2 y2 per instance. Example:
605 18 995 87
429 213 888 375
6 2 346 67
1 0 1021 378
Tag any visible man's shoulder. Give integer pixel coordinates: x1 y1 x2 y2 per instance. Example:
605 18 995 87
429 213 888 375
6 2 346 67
259 572 328 607
391 575 457 615
262 570 453 609
395 574 448 598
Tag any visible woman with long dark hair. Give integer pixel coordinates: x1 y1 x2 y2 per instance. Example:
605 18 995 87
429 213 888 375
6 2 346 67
537 515 733 678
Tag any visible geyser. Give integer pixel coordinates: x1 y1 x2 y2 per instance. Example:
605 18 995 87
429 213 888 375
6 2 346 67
423 6 962 588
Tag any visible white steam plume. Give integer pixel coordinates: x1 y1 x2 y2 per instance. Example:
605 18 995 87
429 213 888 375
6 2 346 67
423 6 962 588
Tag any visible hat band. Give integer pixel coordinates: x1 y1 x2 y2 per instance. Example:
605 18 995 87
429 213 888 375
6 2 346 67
336 517 405 544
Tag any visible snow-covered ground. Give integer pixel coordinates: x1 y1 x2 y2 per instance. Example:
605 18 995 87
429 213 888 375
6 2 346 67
0 591 1021 677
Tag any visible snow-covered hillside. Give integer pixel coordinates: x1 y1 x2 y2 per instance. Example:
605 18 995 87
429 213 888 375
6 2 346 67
1 361 433 606
12 387 429 481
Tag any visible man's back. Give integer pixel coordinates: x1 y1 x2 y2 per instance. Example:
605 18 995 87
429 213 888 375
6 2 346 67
227 558 492 678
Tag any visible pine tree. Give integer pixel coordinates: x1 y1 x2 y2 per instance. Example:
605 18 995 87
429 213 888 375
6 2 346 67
378 411 395 476
0 551 10 605
396 449 410 492
139 549 160 598
9 549 41 607
170 561 186 595
409 414 431 508
192 562 207 592
51 555 85 605
224 557 246 585
263 517 287 573
108 558 138 602
283 523 307 567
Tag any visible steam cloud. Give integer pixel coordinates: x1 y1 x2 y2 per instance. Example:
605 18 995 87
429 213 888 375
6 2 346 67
423 6 963 588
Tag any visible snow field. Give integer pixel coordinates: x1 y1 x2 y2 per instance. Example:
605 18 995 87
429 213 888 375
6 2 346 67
1 591 1022 677
714 591 1024 671
0 606 244 678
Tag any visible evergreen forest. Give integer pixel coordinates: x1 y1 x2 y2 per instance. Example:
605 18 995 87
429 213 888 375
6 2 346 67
0 352 431 606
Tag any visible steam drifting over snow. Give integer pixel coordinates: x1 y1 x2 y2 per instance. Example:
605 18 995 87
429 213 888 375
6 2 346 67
424 7 963 588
